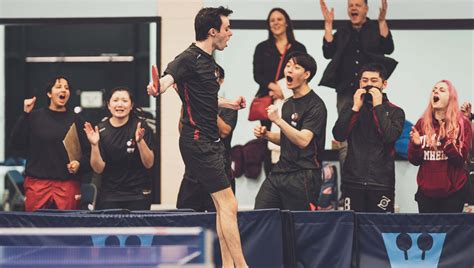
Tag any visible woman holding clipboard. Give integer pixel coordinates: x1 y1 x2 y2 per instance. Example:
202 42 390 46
10 76 90 212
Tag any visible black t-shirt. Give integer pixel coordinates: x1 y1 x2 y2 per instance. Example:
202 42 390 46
165 43 221 141
218 108 238 153
98 116 153 201
273 90 327 173
10 108 90 180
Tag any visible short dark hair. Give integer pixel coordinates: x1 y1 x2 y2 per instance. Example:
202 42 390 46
286 51 317 82
266 8 296 44
194 6 233 41
45 75 69 94
45 76 70 105
359 63 388 81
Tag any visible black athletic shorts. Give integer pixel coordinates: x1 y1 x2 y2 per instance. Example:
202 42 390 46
179 137 230 194
255 169 322 211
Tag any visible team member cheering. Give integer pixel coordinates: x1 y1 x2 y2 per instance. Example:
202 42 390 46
408 80 472 213
253 7 307 129
10 76 90 212
254 51 327 211
333 63 405 213
177 66 238 212
146 7 248 267
84 87 154 210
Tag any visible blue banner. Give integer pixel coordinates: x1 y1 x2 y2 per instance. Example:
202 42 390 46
292 211 354 268
357 213 474 268
0 209 284 267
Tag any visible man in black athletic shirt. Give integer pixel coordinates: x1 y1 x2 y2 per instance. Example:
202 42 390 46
146 7 247 267
177 66 238 212
254 51 327 211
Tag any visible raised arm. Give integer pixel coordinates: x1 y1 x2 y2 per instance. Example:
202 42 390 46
371 89 405 143
320 0 335 42
218 96 246 110
146 73 175 97
333 89 365 141
443 118 472 166
135 121 155 169
267 105 314 149
10 97 37 157
378 0 389 38
147 64 176 97
377 0 395 54
84 122 106 174
408 123 424 166
254 125 280 145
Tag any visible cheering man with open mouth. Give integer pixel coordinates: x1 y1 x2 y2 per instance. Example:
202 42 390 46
254 51 327 211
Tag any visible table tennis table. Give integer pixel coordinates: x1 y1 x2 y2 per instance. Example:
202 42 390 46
0 227 213 267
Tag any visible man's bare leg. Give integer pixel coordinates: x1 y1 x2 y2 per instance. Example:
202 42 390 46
211 187 248 267
212 195 234 267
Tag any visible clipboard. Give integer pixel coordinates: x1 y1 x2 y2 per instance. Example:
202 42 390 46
63 122 82 162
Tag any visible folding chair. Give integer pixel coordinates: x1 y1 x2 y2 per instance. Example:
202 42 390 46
3 170 25 211
80 183 97 211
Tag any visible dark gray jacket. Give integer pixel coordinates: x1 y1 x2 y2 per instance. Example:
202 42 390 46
333 94 405 189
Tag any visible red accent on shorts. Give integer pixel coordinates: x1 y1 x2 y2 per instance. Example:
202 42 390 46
24 176 80 212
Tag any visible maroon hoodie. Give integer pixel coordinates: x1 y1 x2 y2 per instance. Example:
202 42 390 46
408 116 472 197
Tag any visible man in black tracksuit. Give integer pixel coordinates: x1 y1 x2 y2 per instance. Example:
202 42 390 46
333 63 404 212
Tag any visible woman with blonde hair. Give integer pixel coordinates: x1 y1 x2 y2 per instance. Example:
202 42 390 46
408 80 472 213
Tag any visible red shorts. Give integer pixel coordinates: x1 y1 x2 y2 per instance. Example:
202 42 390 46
24 176 81 212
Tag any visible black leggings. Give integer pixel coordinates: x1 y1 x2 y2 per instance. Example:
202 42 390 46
415 184 467 213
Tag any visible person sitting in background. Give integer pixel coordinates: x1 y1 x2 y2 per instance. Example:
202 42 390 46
10 76 90 212
408 81 472 213
84 87 154 210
